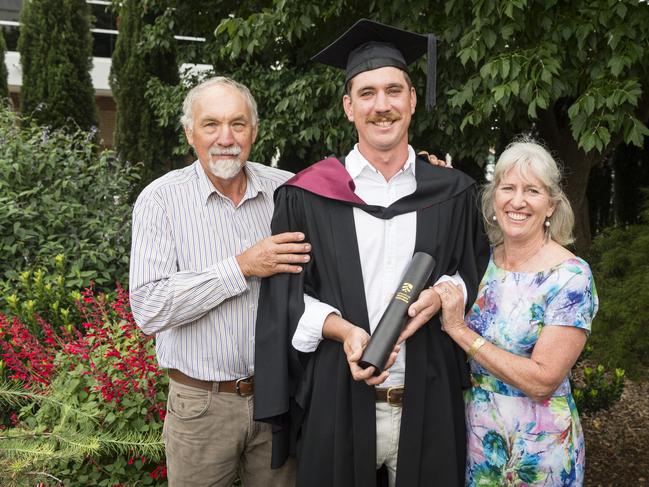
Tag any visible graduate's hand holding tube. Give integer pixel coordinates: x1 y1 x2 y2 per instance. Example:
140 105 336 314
323 314 400 386
236 232 311 277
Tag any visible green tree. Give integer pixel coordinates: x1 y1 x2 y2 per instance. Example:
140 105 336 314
0 28 8 100
18 0 98 131
440 0 649 252
110 0 179 182
143 1 649 251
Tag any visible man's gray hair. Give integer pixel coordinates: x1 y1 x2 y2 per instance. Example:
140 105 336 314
180 76 259 132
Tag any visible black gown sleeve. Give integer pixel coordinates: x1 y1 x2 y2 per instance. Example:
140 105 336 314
253 186 310 468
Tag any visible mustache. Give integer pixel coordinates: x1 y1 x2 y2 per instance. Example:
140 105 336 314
366 112 401 124
209 145 242 157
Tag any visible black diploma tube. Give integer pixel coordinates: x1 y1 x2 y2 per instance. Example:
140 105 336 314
358 252 436 375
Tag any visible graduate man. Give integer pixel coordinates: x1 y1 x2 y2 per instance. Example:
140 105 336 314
254 20 490 487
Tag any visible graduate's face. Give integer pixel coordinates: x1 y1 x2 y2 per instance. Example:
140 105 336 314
185 84 258 180
493 166 555 244
343 67 416 156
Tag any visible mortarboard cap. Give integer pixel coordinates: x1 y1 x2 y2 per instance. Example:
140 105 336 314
312 19 437 110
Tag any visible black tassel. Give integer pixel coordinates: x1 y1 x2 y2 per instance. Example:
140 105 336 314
426 34 437 112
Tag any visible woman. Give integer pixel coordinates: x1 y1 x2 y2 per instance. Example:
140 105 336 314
434 140 598 486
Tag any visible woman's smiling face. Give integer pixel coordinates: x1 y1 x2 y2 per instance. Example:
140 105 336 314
494 166 556 244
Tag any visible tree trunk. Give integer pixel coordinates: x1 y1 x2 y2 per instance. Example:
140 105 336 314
537 105 599 256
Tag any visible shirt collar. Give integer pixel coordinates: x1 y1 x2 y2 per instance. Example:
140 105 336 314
345 144 417 180
193 160 268 205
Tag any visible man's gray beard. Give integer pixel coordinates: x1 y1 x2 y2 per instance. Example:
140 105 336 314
208 158 243 180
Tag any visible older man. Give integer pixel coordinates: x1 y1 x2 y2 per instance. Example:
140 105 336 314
129 77 303 486
254 20 490 487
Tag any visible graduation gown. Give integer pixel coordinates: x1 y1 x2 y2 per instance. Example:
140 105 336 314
254 156 490 487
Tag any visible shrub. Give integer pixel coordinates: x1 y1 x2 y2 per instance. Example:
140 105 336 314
586 195 649 379
571 344 625 414
0 109 141 291
2 254 86 339
0 284 167 486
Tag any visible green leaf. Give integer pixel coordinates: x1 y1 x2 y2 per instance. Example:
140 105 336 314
501 24 515 39
581 133 596 152
483 30 497 49
596 126 611 148
493 85 507 103
510 79 520 96
627 119 649 147
584 96 595 116
536 94 549 110
501 58 510 78
608 56 624 76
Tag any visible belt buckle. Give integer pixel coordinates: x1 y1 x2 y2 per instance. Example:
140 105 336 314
235 377 253 396
386 386 403 407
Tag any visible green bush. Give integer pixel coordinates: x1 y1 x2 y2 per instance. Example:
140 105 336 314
573 363 625 414
2 254 86 337
587 195 649 379
571 344 625 414
0 109 141 292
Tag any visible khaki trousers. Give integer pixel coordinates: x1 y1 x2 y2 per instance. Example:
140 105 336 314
163 378 295 487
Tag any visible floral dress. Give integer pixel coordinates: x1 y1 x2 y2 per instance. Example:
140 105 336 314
464 255 598 486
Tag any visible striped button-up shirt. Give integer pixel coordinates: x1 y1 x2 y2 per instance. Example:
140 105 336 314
129 160 292 381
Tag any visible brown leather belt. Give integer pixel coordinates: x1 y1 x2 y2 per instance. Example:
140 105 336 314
375 386 404 406
168 369 254 396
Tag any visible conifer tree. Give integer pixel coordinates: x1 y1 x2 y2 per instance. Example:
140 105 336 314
18 0 97 131
0 28 8 100
110 0 179 180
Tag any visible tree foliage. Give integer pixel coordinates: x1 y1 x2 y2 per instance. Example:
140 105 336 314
0 28 8 100
140 0 649 250
110 0 180 182
17 0 98 131
440 0 649 250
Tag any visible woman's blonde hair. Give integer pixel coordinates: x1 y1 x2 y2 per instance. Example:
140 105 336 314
482 138 574 246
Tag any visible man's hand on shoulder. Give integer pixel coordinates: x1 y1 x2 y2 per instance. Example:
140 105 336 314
418 151 453 168
236 232 311 277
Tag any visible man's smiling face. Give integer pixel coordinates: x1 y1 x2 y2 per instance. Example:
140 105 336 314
343 66 416 158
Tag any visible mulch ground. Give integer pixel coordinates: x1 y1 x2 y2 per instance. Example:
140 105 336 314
582 378 649 486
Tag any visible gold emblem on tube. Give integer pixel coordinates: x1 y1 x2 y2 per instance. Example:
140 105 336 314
395 282 414 303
